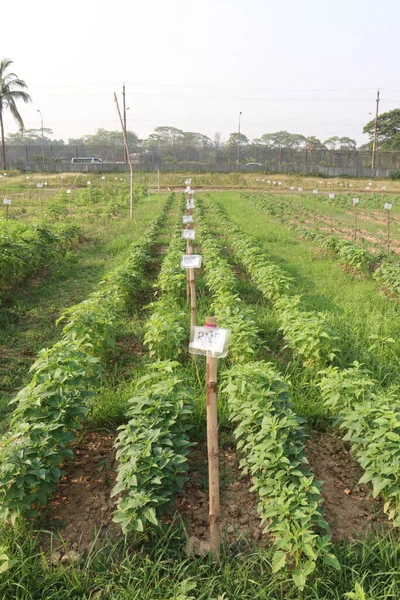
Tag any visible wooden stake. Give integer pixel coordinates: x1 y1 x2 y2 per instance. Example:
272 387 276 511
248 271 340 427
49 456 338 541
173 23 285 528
157 169 160 193
354 203 357 241
40 187 43 220
387 209 391 255
188 238 196 327
5 204 8 220
186 237 190 304
205 316 220 557
330 199 333 232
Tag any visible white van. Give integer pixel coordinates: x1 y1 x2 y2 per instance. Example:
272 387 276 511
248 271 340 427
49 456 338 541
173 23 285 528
71 157 103 164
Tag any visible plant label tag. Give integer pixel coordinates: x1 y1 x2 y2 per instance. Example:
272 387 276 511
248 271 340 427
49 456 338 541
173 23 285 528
353 198 359 205
290 186 295 190
273 181 276 185
183 215 193 224
277 181 282 186
185 178 192 185
298 187 303 192
313 189 318 194
186 199 195 209
182 229 195 240
66 189 71 194
349 183 353 187
181 254 202 269
3 198 11 205
382 186 386 190
37 183 43 188
267 180 271 184
329 193 335 199
384 203 392 210
189 326 230 358
185 187 192 193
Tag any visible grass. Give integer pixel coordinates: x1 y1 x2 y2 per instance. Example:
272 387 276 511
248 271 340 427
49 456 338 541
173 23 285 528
0 194 168 431
1 183 400 597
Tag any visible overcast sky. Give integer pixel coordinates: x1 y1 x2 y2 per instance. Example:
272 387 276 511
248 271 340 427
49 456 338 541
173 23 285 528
2 0 400 145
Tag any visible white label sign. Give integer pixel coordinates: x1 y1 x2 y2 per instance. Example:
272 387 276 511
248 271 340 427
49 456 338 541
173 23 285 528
3 198 11 205
186 200 195 209
353 198 359 205
382 186 386 190
290 186 295 191
349 183 353 187
185 186 192 193
182 229 195 240
298 187 303 192
183 215 193 224
273 181 276 185
37 183 43 188
66 189 71 194
313 189 318 194
384 203 392 210
181 254 202 269
189 326 230 358
277 181 282 186
185 178 192 185
329 193 335 199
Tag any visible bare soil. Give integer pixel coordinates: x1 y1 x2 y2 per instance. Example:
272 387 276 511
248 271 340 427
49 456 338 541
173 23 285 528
306 431 386 541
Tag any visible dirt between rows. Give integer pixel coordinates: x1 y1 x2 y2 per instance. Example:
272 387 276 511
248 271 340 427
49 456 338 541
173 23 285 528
39 429 388 563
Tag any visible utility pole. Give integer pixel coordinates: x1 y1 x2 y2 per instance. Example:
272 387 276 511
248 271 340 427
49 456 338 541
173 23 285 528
37 109 45 172
236 111 242 168
371 89 380 169
123 83 128 164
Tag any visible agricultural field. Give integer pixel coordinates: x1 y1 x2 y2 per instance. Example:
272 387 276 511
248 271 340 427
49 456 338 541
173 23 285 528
0 172 400 599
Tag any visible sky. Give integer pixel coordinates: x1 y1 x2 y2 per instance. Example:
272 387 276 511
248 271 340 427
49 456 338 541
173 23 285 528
2 0 400 146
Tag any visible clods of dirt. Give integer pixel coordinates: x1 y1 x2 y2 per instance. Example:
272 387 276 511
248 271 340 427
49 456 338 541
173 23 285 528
40 432 120 561
173 444 268 550
306 431 386 541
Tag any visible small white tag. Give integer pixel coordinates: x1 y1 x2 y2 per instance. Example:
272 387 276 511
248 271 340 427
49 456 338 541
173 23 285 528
382 186 386 190
313 189 318 194
349 183 353 187
186 200 195 209
66 189 71 194
339 183 343 186
273 181 277 185
189 326 230 357
329 193 335 199
298 187 303 192
87 181 91 185
182 229 195 240
37 183 43 188
185 178 192 185
384 203 392 210
277 181 282 186
183 215 193 224
185 186 192 193
3 198 11 205
290 186 295 191
267 180 271 184
181 254 202 269
353 198 359 205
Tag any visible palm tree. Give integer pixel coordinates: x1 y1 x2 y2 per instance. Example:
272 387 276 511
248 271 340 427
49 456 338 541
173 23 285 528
0 59 32 169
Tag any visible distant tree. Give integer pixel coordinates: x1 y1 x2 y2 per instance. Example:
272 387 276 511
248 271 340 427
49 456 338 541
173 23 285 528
324 136 340 150
214 131 222 149
256 131 306 149
147 126 184 146
227 132 248 146
305 136 326 151
6 128 59 146
84 128 139 149
0 58 32 169
182 132 212 148
363 108 400 150
338 136 356 150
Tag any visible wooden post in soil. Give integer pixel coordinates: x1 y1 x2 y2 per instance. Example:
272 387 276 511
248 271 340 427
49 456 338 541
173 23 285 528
205 316 220 557
330 199 333 232
353 198 359 241
157 169 160 194
387 209 390 255
187 234 196 327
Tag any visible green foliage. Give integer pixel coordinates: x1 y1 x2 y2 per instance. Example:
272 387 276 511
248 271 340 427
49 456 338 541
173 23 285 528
112 361 194 533
223 362 338 589
373 262 400 296
319 363 400 525
0 197 173 522
0 221 81 293
363 108 400 150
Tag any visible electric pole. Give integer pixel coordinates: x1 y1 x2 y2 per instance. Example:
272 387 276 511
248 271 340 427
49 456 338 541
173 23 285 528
371 89 380 169
123 83 128 164
237 111 242 167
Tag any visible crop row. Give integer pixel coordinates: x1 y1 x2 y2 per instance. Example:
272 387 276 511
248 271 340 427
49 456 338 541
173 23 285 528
195 201 337 589
245 192 400 296
112 199 194 533
205 196 400 528
0 221 82 298
0 194 175 523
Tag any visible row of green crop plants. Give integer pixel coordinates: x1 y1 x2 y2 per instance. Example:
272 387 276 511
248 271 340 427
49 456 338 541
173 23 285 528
0 221 82 301
3 182 150 221
264 189 399 213
243 192 400 297
194 201 340 589
204 197 400 530
112 196 196 533
0 194 175 523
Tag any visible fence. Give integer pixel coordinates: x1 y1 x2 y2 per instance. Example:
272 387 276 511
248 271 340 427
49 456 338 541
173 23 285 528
3 144 400 177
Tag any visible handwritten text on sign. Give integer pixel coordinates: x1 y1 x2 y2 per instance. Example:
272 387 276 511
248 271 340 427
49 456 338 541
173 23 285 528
384 203 393 210
182 229 195 239
183 215 193 224
186 200 195 209
189 326 230 358
3 199 11 205
181 255 202 269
